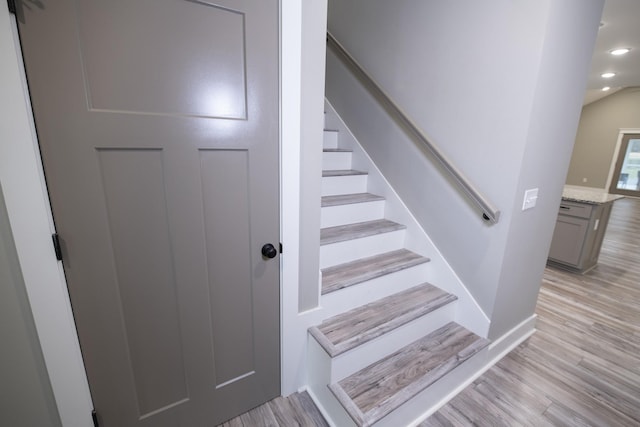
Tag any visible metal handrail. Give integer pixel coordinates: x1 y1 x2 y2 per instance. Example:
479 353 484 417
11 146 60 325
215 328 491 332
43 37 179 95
326 32 500 224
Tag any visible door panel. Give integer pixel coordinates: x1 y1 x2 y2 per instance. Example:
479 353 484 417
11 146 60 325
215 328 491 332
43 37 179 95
17 1 280 426
98 148 189 417
200 149 254 385
77 0 247 119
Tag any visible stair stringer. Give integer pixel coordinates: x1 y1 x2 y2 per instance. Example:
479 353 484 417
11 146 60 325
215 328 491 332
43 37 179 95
324 99 489 338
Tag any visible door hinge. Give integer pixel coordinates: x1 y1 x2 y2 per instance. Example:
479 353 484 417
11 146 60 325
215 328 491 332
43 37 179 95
52 233 63 261
6 0 16 14
279 242 283 254
92 410 99 427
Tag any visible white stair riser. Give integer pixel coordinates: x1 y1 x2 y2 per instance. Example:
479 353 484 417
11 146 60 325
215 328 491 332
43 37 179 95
320 230 405 269
323 130 339 149
324 303 456 383
321 175 368 197
321 200 385 228
307 340 358 427
323 151 353 170
320 263 431 318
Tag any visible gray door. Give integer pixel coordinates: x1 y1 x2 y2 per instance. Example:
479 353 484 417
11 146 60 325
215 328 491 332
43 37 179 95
16 1 280 426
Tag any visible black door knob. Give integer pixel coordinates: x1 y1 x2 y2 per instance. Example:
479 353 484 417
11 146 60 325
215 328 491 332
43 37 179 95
261 243 277 259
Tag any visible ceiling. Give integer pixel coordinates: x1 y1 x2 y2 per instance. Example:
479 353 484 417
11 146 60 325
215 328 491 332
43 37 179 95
583 0 640 104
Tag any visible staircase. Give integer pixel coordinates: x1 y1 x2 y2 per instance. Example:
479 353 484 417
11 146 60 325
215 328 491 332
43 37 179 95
306 105 491 426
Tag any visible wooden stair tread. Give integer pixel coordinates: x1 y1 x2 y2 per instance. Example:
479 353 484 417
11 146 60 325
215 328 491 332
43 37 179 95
320 219 405 246
322 169 367 177
323 148 352 153
321 193 384 208
321 249 429 294
329 322 490 426
310 283 456 357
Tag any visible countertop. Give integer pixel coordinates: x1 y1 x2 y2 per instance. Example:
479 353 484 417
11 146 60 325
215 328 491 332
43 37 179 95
562 185 624 205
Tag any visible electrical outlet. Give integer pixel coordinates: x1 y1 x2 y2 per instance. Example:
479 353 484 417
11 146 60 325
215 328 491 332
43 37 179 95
522 188 539 210
583 177 588 183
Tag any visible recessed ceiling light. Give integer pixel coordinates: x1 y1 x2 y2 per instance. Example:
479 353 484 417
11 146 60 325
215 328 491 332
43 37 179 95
602 87 611 91
601 72 616 78
610 48 631 56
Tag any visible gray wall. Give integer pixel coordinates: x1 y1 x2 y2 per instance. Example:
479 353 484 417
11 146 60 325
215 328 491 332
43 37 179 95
327 0 602 338
0 184 61 427
567 87 640 188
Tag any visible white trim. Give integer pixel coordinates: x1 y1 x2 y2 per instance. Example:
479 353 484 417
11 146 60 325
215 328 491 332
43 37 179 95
303 387 343 427
280 0 328 395
0 10 93 427
605 128 640 191
279 0 304 396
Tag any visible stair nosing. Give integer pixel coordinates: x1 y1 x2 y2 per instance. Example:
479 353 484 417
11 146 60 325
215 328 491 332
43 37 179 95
321 193 385 208
321 249 429 294
320 219 406 246
322 169 367 177
323 148 353 153
310 283 457 357
329 322 490 426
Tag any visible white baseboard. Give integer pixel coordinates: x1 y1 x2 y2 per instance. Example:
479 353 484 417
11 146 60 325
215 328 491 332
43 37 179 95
405 314 537 426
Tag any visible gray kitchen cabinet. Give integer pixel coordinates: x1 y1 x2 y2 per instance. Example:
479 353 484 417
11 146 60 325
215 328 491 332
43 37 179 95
548 196 616 273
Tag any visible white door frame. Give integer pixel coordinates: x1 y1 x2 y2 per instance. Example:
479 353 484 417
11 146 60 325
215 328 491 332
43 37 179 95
0 10 94 426
604 128 640 191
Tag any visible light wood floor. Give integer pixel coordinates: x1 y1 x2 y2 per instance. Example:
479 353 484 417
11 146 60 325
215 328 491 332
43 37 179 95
424 197 640 426
217 391 328 427
222 198 640 426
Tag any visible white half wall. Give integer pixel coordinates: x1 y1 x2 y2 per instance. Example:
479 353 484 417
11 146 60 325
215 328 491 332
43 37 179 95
281 0 328 395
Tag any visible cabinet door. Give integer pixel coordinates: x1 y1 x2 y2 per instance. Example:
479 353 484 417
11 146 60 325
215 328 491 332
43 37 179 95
548 215 589 266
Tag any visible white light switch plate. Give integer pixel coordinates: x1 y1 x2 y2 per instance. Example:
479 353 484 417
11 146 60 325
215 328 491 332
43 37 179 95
522 188 539 210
